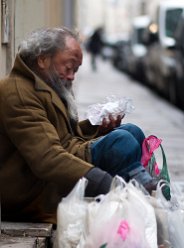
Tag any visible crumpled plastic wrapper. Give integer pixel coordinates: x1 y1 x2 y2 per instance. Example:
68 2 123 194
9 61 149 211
86 95 135 125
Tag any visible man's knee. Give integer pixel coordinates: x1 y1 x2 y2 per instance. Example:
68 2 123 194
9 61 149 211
117 123 145 144
108 129 141 156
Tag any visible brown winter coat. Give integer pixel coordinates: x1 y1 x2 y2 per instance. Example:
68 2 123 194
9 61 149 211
0 55 100 223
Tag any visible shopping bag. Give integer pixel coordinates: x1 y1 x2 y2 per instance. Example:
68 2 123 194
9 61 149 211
57 176 158 248
141 135 171 200
78 176 157 248
150 181 184 248
141 135 170 182
57 178 89 248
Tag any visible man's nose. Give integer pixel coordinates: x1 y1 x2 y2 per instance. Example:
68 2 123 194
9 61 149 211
66 72 75 81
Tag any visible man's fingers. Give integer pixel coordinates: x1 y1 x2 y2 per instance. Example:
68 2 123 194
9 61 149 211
101 114 124 130
109 114 114 121
116 115 122 123
102 117 108 127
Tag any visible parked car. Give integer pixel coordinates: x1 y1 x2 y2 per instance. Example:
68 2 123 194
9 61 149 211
111 16 150 81
143 0 184 105
166 14 184 109
111 38 131 73
126 15 151 81
101 34 129 62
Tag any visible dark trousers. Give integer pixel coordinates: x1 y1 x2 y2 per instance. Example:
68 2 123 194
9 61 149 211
91 123 146 181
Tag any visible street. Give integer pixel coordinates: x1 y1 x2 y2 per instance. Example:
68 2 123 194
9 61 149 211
75 52 184 184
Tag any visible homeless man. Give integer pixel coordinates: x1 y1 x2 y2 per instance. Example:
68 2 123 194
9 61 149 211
0 27 158 224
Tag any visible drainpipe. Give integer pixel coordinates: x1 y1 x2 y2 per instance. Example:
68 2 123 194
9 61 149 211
0 196 1 234
63 0 75 29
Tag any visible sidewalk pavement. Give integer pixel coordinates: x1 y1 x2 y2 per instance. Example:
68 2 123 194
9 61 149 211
75 52 184 185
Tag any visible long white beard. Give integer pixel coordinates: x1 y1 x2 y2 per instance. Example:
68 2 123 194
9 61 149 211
44 69 78 122
60 85 79 122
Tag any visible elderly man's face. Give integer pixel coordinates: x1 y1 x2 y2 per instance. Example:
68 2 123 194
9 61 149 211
38 37 83 84
37 37 82 121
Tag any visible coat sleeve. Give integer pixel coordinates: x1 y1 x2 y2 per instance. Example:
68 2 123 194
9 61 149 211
78 119 101 138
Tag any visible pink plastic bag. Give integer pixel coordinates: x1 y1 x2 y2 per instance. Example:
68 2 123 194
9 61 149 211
141 135 162 176
141 135 171 201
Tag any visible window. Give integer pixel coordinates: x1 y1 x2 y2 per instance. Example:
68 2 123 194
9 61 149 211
165 8 183 38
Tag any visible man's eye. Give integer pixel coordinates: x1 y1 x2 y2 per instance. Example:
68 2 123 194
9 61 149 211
66 65 73 70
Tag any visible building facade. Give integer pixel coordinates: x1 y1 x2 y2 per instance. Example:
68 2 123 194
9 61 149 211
0 0 77 77
76 0 167 39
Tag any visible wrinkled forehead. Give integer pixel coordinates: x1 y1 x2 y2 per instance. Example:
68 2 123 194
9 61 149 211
65 37 82 60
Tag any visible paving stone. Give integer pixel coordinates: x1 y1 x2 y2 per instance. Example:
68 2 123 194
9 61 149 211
0 237 47 248
1 222 53 237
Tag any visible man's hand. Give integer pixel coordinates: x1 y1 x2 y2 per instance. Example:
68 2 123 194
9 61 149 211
85 167 112 197
99 114 124 135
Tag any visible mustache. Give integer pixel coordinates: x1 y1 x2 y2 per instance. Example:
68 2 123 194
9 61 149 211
47 69 71 88
45 70 73 94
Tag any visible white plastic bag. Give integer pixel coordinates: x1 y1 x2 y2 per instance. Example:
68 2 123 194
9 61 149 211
57 176 158 248
153 181 184 248
124 180 157 248
78 176 157 248
57 178 88 248
86 95 135 125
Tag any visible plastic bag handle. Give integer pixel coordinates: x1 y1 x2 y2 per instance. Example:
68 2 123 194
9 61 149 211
159 145 170 183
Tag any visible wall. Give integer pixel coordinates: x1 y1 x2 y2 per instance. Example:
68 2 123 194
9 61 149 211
0 0 77 77
14 0 64 55
0 1 5 77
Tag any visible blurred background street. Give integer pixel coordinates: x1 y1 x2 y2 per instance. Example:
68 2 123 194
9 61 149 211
1 1 184 246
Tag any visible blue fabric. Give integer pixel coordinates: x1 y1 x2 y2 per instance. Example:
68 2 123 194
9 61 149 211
91 123 146 180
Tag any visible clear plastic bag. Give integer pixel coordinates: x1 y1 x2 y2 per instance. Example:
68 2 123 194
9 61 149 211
78 176 157 248
57 178 89 248
86 95 135 125
125 180 158 248
151 181 184 248
57 176 158 248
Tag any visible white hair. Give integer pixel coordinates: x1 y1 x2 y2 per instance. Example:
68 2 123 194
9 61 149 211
18 27 79 69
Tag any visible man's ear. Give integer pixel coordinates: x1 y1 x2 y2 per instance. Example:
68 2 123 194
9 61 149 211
37 55 50 69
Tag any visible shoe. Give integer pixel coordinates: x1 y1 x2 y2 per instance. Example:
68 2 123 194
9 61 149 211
143 178 158 194
129 167 156 193
129 166 171 200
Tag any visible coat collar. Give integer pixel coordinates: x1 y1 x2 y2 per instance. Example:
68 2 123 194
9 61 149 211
11 54 69 120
